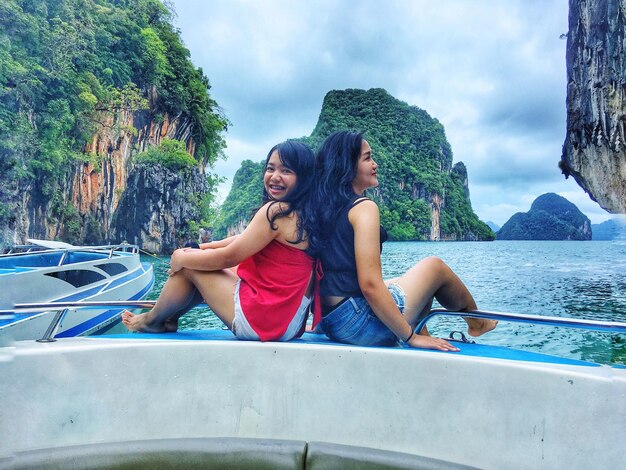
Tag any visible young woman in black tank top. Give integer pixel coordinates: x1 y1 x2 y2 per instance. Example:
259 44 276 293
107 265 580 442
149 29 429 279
314 131 497 350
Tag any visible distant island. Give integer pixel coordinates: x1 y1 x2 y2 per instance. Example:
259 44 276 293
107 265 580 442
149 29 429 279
486 221 501 232
497 193 592 240
591 218 626 240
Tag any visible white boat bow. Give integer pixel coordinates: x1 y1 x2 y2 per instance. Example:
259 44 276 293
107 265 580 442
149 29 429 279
1 308 625 469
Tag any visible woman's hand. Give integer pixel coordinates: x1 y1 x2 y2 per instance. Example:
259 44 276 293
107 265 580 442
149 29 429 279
169 249 185 276
407 334 460 352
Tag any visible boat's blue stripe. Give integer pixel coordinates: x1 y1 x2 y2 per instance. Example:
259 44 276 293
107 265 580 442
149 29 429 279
55 285 106 302
98 329 621 368
54 308 122 338
101 265 144 292
447 341 602 367
55 277 155 338
54 264 150 301
0 312 39 327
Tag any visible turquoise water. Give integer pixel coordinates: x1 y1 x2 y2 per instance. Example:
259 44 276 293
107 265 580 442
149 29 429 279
144 240 626 365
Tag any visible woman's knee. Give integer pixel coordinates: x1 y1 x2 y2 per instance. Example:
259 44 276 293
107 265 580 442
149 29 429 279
418 256 447 274
179 267 199 281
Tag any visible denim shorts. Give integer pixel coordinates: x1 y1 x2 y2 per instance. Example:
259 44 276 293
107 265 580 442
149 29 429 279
320 284 406 346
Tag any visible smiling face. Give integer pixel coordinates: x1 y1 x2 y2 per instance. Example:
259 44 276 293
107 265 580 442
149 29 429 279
351 139 378 194
263 150 298 200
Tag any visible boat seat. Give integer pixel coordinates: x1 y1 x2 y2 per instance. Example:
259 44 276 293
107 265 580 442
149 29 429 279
3 437 475 469
0 253 62 269
65 251 109 264
0 268 36 275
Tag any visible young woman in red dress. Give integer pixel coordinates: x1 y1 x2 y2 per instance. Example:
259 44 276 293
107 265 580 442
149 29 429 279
122 141 322 341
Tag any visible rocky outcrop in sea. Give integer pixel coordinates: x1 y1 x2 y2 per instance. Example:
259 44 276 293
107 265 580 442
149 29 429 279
497 193 592 240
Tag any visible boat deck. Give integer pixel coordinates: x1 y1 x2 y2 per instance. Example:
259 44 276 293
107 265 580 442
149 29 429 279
100 329 616 368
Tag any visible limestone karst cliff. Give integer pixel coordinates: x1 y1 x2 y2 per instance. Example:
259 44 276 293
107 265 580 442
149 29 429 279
0 0 227 252
561 0 626 213
215 89 493 241
113 161 210 253
213 160 264 239
17 101 200 244
3 104 212 253
591 217 626 239
305 89 492 241
76 102 211 252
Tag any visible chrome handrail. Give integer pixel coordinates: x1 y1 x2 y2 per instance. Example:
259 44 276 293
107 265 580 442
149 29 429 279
0 242 139 259
37 309 69 343
4 302 626 343
1 301 158 343
416 308 626 334
7 300 157 314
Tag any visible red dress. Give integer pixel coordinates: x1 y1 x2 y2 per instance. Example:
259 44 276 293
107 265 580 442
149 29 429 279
237 240 323 341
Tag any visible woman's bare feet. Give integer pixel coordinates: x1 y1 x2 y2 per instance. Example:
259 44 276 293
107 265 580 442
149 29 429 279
466 318 498 337
121 310 167 333
164 317 179 332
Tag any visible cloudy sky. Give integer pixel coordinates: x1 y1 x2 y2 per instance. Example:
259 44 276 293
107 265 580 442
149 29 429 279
169 0 613 226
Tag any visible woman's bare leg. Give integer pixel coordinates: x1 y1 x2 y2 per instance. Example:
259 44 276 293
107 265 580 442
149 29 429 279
123 268 239 332
179 268 238 329
122 270 198 332
392 257 497 337
164 290 205 332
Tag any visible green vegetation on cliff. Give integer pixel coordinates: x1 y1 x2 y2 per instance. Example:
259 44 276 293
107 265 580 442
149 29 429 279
214 160 264 238
0 0 227 241
216 89 493 241
135 139 197 171
497 193 592 240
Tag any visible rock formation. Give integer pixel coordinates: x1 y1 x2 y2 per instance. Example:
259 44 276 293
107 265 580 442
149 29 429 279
0 0 226 253
486 221 501 232
216 89 494 241
213 160 264 238
7 103 207 253
497 193 592 240
561 0 626 212
113 162 209 253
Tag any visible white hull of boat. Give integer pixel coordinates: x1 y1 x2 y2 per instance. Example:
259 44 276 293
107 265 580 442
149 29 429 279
1 333 624 469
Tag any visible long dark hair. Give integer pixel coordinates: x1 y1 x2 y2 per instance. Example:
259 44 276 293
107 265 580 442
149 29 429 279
315 131 365 242
261 140 320 255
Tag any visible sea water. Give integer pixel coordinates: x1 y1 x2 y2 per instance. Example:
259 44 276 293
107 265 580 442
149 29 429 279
144 240 626 365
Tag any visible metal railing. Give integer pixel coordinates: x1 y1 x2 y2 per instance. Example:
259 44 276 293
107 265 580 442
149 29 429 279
3 302 626 344
0 242 139 260
2 300 157 343
416 308 626 335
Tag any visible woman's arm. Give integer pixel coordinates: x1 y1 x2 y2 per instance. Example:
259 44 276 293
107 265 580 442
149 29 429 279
170 203 281 273
198 235 238 250
351 201 458 351
351 201 415 341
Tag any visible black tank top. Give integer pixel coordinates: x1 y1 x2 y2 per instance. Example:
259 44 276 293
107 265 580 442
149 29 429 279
320 195 388 297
